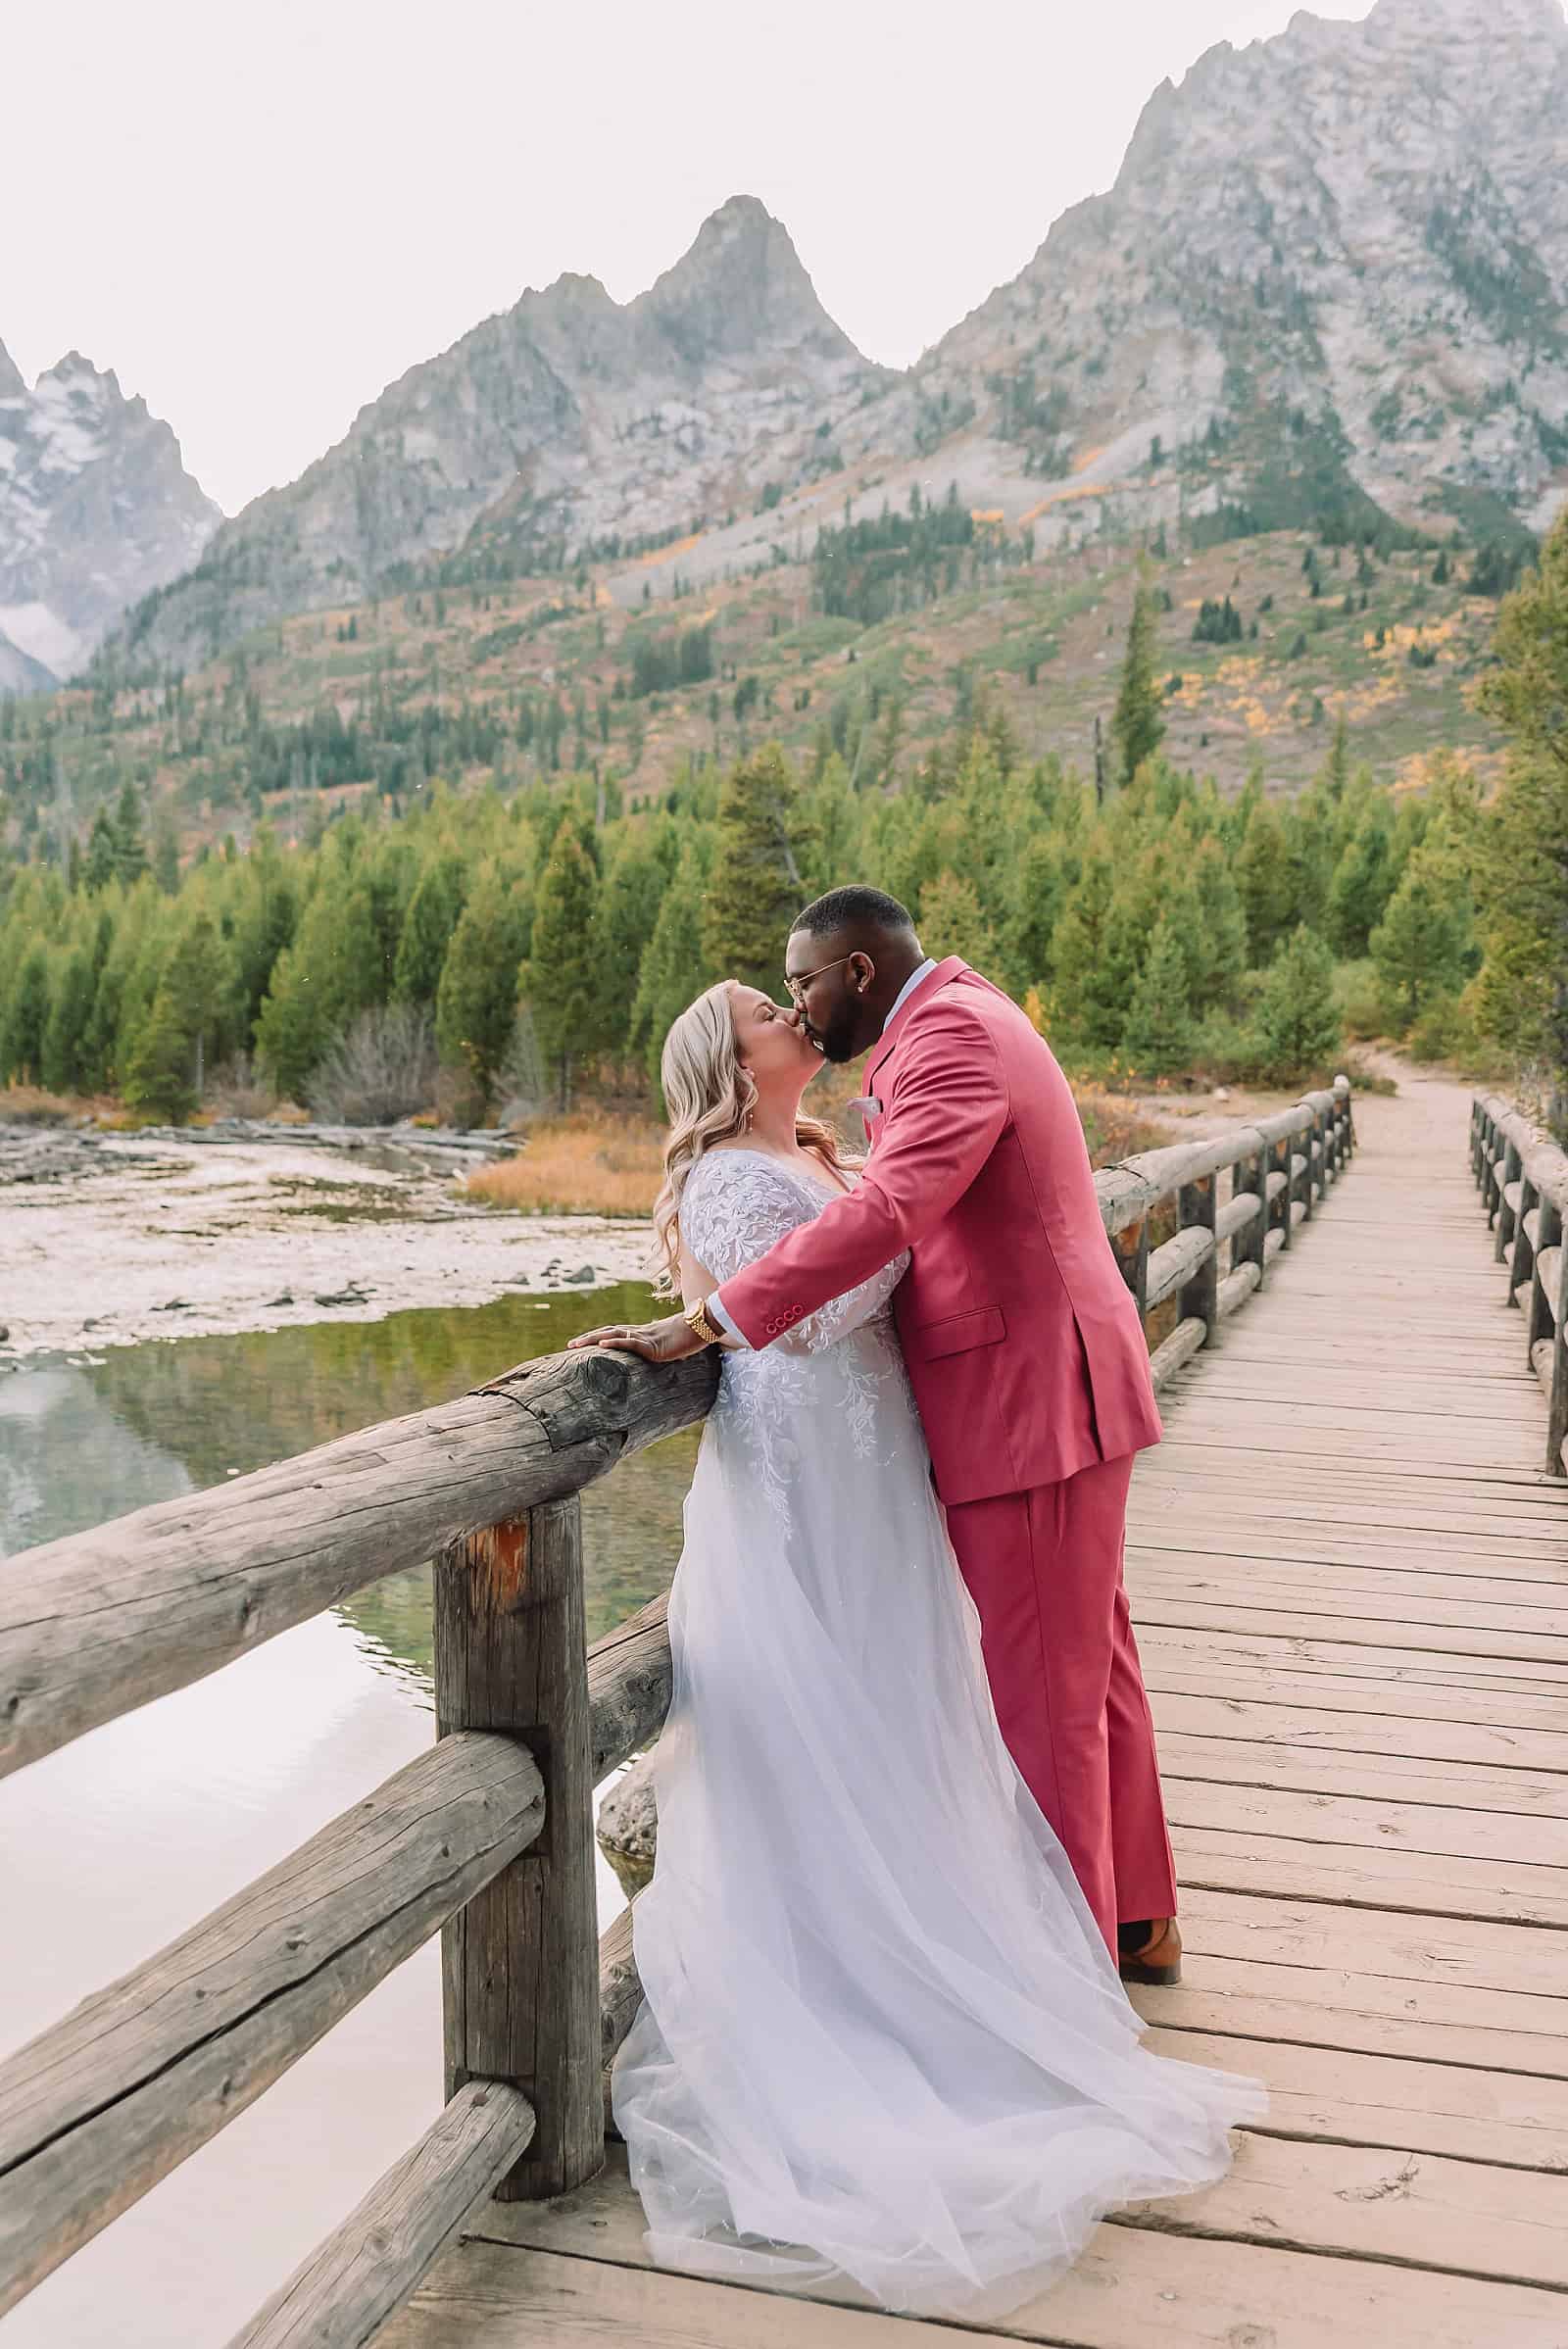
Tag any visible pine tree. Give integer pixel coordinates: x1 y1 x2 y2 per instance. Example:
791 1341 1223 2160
1252 925 1343 1080
1236 799 1296 964
1327 806 1396 955
393 855 467 1005
112 782 149 886
701 744 810 992
916 871 1001 971
160 911 228 1096
83 810 119 893
0 948 51 1085
1049 849 1140 1053
1320 710 1351 799
594 830 674 1062
1119 916 1197 1077
1472 507 1568 1126
255 883 382 1101
1371 861 1474 1029
1110 578 1165 787
1002 834 1063 998
41 946 97 1095
122 911 230 1117
630 831 717 1092
122 987 197 1122
1186 835 1248 1011
434 864 529 1111
520 824 602 1110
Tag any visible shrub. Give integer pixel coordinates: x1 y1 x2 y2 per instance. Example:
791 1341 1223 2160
1407 991 1480 1063
306 1004 440 1126
1334 957 1392 1041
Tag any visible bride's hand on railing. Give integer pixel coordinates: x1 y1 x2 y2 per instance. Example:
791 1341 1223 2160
568 1314 709 1362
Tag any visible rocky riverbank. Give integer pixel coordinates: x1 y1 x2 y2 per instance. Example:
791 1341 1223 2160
0 1120 651 1361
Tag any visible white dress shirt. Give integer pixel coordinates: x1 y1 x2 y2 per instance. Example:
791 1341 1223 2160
706 958 938 1346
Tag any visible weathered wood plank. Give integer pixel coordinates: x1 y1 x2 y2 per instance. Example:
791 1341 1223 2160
1122 2133 1568 2291
1155 1726 1568 1816
418 2161 1568 2349
1139 2029 1568 2171
224 2080 537 2349
1150 1685 1568 1766
1135 1953 1568 2076
0 1732 544 2318
1164 1776 1568 1870
0 1346 718 1783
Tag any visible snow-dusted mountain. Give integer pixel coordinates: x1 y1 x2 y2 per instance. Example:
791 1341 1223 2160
0 344 218 684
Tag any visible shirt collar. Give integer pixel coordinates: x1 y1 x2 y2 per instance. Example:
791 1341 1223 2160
883 956 938 1033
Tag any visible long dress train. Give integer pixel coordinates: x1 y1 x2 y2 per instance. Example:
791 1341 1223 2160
612 1148 1262 2322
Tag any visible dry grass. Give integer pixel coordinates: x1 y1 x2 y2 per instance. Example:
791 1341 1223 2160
1071 1085 1177 1169
0 1083 119 1125
466 1110 665 1217
466 1081 1181 1217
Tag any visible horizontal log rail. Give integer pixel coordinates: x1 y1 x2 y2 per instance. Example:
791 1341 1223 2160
1471 1092 1568 1476
0 1074 1354 2342
0 1346 720 1786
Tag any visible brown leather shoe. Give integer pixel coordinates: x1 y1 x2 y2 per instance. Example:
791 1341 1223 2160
1117 1918 1182 1987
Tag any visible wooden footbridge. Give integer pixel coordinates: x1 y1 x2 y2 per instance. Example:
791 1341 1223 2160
4 1068 1568 2348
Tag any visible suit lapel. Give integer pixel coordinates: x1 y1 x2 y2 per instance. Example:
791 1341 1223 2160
862 956 968 1126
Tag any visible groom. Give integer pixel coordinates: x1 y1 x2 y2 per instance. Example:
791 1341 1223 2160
575 885 1180 1983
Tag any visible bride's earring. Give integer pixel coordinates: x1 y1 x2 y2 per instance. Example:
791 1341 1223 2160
740 1074 758 1132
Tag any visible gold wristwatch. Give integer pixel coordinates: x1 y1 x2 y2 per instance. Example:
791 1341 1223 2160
683 1296 726 1346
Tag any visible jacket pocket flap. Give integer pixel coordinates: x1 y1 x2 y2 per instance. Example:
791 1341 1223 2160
914 1305 1006 1359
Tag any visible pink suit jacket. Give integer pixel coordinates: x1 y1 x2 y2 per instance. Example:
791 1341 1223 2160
716 958 1162 1506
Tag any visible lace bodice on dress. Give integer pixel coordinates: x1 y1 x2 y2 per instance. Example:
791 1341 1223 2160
678 1149 912 1504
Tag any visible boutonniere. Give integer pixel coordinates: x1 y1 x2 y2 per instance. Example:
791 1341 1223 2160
847 1096 883 1122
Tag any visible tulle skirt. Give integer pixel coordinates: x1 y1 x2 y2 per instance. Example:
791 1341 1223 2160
612 1346 1262 2320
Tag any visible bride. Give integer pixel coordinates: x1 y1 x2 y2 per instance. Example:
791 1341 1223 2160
582 978 1262 2321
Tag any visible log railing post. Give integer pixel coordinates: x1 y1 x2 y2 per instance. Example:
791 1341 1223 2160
1272 1135 1295 1251
1532 1193 1568 1475
1494 1139 1522 1266
1109 1215 1150 1332
1236 1146 1270 1288
1178 1172 1220 1348
1510 1173 1539 1309
434 1498 603 2201
1484 1118 1504 1229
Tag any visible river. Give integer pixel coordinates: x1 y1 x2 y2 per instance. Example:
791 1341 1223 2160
0 1286 695 2348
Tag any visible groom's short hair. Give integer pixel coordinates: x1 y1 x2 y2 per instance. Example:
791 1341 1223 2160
793 885 914 941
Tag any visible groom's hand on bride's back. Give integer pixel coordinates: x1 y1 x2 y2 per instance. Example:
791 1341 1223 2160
567 1314 709 1363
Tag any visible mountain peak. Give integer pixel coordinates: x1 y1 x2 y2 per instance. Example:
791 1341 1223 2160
637 194 864 368
0 340 24 402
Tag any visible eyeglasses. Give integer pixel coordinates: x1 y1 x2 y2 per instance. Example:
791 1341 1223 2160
785 954 860 1007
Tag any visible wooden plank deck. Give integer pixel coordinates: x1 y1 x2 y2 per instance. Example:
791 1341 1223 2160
381 1068 1568 2347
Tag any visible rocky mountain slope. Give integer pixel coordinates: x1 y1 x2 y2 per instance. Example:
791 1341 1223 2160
896 0 1568 551
119 196 885 670
0 343 219 682
63 0 1568 678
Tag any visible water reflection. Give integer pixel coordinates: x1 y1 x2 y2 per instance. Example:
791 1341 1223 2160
0 1285 693 2347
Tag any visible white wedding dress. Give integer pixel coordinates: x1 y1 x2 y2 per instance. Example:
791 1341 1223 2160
612 1149 1262 2321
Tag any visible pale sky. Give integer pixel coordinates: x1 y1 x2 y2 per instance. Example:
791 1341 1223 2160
8 0 1382 515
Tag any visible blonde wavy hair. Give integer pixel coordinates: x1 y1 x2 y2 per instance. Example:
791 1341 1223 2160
651 981 846 1296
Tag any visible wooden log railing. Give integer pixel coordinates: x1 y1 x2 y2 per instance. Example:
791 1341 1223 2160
1471 1091 1568 1477
0 1076 1352 2345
